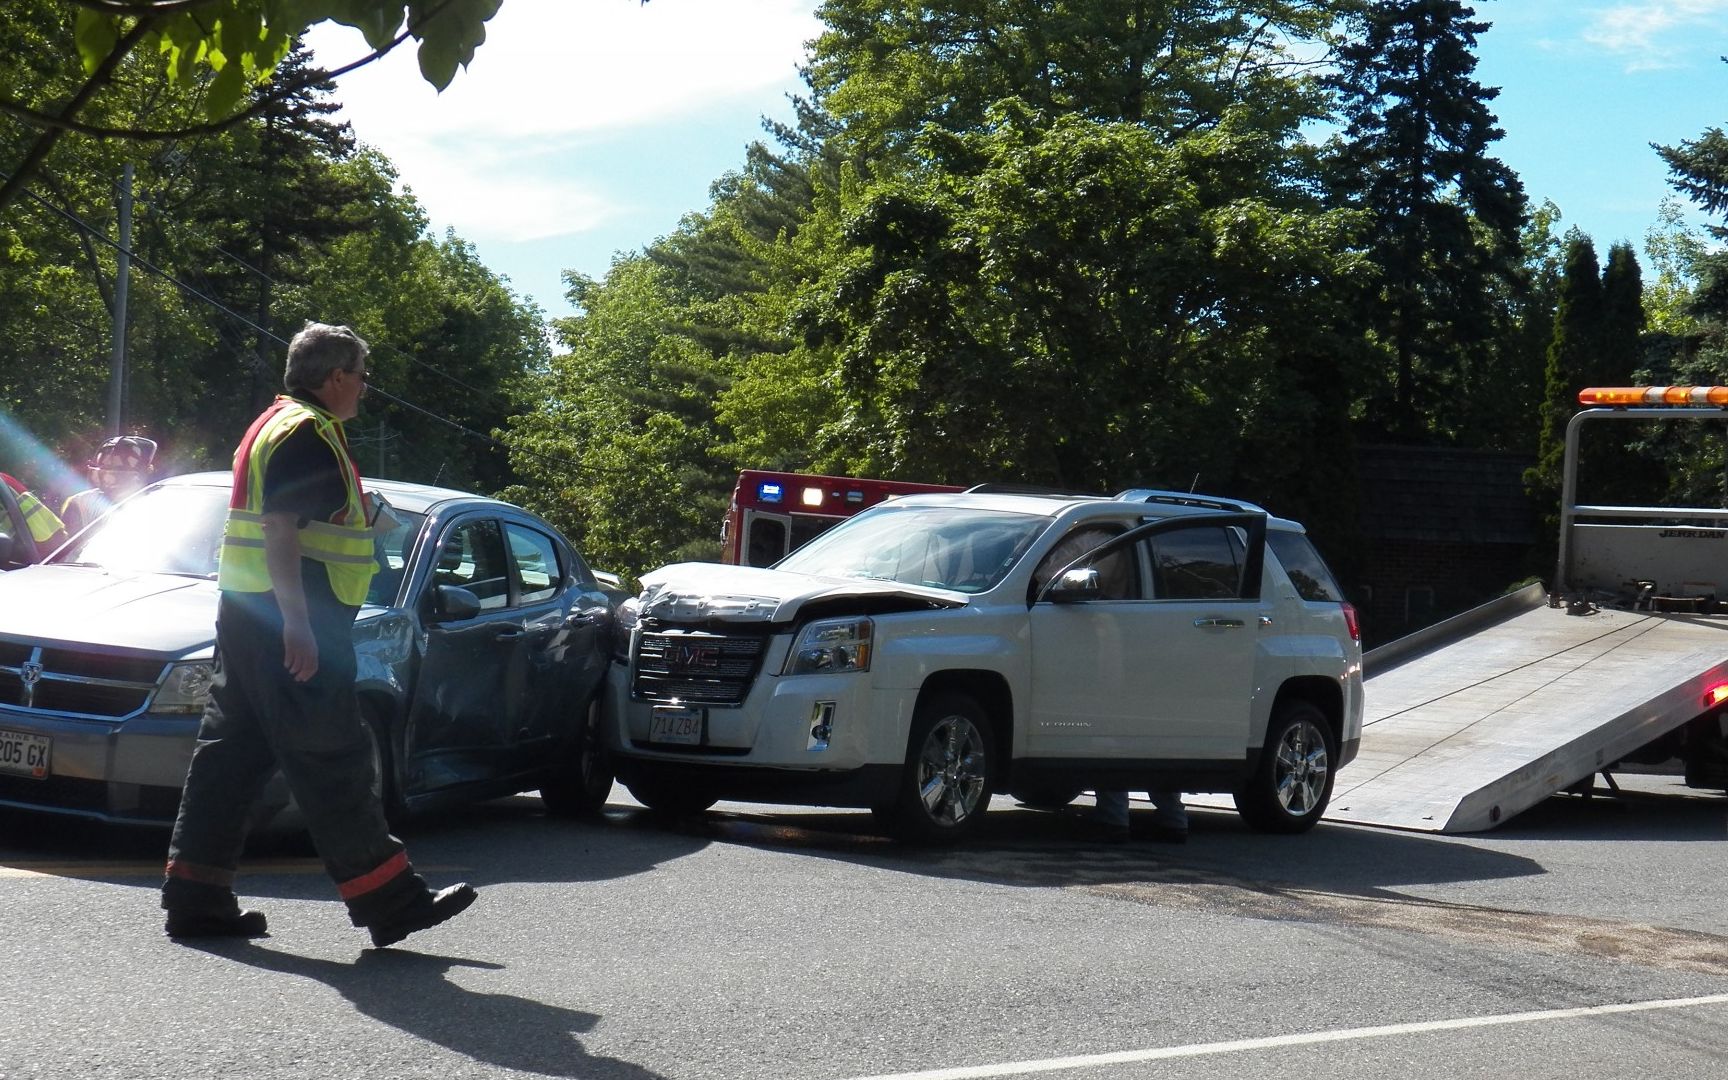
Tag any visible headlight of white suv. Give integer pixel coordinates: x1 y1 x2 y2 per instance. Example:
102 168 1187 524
785 617 873 675
153 660 215 714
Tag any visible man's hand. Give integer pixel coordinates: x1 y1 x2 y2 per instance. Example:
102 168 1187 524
282 616 319 682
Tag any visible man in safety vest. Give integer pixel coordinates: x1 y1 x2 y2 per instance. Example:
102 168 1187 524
1 472 66 555
161 322 476 947
60 434 157 535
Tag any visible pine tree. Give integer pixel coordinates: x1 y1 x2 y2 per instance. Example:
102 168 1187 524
1328 0 1527 442
1525 233 1601 577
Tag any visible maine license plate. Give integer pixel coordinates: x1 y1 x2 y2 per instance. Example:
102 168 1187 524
649 705 703 746
0 729 50 779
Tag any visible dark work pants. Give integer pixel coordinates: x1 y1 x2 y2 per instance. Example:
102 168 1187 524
163 591 426 927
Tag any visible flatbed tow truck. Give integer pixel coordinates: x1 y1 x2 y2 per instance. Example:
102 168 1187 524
1279 388 1728 832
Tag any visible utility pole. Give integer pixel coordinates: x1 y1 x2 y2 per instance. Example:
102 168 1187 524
107 163 133 435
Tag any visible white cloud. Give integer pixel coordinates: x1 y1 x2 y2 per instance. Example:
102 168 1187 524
304 0 821 241
1580 0 1728 71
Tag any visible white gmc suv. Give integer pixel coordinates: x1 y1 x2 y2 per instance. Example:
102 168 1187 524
607 488 1363 843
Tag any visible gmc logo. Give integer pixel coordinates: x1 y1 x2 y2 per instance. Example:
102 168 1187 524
670 645 720 671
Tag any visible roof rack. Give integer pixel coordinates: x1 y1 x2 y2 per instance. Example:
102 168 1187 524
1114 488 1262 514
962 483 1102 498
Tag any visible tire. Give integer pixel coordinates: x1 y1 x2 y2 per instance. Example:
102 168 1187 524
1009 782 1084 810
361 706 406 825
625 771 719 816
540 695 615 817
880 692 995 845
1233 700 1335 834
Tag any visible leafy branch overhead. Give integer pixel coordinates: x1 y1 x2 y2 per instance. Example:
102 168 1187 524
0 2 511 209
72 1 504 113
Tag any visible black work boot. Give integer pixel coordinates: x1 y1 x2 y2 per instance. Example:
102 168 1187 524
368 883 477 949
165 908 269 939
163 875 269 939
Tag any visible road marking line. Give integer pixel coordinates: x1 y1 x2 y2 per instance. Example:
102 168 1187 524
0 862 463 879
840 993 1728 1080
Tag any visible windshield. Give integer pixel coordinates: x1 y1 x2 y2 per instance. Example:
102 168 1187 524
54 483 426 605
776 505 1049 594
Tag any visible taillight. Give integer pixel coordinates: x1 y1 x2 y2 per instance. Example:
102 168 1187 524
1704 682 1728 708
1341 602 1361 643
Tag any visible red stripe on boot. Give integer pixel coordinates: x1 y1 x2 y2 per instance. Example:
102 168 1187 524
337 851 410 900
165 859 236 887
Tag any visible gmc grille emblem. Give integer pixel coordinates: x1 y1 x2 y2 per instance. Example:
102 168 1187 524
670 645 720 671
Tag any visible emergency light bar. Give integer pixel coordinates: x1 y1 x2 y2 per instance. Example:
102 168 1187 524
1578 386 1728 407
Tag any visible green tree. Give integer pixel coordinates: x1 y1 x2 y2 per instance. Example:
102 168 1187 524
1524 232 1600 570
1327 0 1527 442
503 258 731 574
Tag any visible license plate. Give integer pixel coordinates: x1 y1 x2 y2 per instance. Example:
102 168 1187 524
0 729 50 779
649 705 703 746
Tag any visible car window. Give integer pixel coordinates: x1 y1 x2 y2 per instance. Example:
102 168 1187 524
1146 524 1245 600
777 505 1046 593
1266 530 1344 602
746 515 786 567
432 518 510 610
56 484 229 578
505 523 563 605
1029 525 1139 601
365 509 426 606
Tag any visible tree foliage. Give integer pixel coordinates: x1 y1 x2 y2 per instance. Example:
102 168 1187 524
1 5 544 512
1327 0 1526 442
0 0 512 209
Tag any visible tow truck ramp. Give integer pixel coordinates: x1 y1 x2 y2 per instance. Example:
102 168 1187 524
1326 583 1728 833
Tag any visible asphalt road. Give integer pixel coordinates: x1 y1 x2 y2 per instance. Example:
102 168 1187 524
1 777 1725 1080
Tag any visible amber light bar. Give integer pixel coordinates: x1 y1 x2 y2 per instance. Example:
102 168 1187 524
1579 386 1728 407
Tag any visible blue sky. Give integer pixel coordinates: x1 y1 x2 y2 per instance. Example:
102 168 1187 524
308 0 1728 323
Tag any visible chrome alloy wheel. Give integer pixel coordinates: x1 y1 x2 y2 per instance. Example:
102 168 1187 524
916 713 988 826
1273 717 1331 817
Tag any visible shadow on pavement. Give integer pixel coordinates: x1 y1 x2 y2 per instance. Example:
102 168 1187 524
0 792 713 897
603 795 1545 901
184 942 668 1080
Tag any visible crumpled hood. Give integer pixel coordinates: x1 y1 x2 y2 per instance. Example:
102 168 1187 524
0 563 221 656
638 562 966 624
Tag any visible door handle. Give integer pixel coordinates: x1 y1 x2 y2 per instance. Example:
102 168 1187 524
1192 617 1245 629
564 612 597 628
493 626 526 640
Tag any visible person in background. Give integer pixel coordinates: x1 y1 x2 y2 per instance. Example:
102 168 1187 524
1 471 67 553
60 435 157 534
160 322 475 948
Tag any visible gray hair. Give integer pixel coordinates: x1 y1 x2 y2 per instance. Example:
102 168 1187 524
283 322 369 392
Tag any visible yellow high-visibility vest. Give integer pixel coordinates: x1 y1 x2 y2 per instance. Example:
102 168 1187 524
18 487 63 544
2 474 63 544
217 396 376 605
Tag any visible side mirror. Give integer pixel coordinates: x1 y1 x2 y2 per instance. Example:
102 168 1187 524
1047 566 1102 603
431 584 482 622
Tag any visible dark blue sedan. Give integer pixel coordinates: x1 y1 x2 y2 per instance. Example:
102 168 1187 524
0 472 614 826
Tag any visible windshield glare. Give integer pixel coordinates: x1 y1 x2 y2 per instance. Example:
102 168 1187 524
776 505 1048 594
56 484 426 605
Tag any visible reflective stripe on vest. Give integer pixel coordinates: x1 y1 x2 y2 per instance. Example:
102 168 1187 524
217 396 377 605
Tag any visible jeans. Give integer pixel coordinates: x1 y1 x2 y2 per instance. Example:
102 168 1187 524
1093 789 1188 830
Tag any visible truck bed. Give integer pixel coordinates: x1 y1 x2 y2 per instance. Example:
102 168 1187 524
1327 583 1728 832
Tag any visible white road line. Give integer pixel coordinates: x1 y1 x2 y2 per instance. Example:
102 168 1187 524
840 993 1728 1080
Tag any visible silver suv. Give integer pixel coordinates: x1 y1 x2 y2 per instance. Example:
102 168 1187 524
608 488 1363 843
